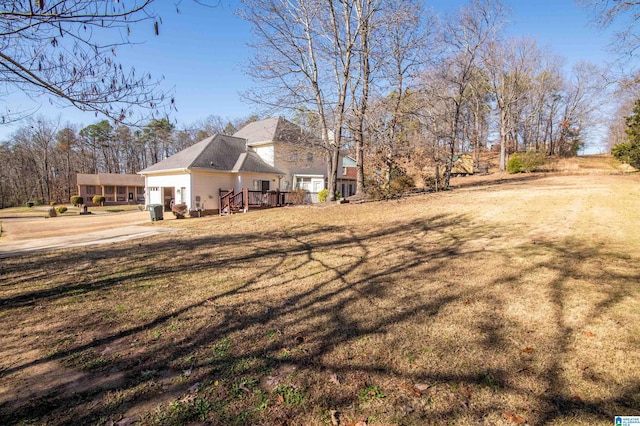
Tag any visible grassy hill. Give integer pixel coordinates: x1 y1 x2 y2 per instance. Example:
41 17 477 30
1 172 639 425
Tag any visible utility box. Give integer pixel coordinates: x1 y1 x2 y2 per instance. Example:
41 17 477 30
149 204 163 221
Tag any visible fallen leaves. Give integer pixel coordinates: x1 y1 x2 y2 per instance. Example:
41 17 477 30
328 370 341 386
260 363 298 392
503 411 526 424
400 383 421 397
413 383 431 393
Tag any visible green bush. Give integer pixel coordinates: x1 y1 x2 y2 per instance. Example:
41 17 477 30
521 150 546 171
508 151 546 173
612 141 640 168
49 201 56 206
318 189 329 202
56 206 67 214
25 201 34 208
33 198 43 206
506 156 524 173
70 195 84 206
92 195 106 206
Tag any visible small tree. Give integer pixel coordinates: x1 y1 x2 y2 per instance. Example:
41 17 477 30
92 195 106 206
70 195 84 206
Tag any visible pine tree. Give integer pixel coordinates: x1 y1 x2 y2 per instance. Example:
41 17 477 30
612 100 640 168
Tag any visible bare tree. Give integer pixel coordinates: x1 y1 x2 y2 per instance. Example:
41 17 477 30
241 0 375 201
437 0 508 182
580 0 640 59
372 0 431 188
0 1 173 124
483 37 540 169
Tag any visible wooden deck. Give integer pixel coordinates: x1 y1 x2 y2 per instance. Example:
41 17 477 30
219 189 290 215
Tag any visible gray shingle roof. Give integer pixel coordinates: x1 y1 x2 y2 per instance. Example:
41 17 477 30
139 134 284 175
233 116 315 146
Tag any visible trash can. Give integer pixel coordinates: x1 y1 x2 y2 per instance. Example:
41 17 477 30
149 204 163 221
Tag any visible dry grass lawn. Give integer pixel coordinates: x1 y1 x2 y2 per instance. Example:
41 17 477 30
1 167 639 425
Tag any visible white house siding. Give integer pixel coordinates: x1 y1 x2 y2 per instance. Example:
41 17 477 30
190 171 235 211
253 144 275 167
236 172 281 192
144 173 191 210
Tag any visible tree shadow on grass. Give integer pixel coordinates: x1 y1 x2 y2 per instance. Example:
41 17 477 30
0 213 638 425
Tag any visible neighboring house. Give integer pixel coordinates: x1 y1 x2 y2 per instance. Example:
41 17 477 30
233 117 356 197
341 156 357 197
76 173 145 205
138 133 285 213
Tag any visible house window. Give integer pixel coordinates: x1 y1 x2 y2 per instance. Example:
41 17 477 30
296 177 312 190
117 186 126 195
105 186 114 195
136 187 144 195
253 179 270 192
87 185 95 195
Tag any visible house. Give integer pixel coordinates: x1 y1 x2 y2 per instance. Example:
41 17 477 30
76 173 145 205
138 133 285 214
233 117 356 197
341 156 357 197
139 117 357 215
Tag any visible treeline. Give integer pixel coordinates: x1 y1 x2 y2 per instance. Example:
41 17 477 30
0 0 625 207
0 115 255 208
241 0 612 196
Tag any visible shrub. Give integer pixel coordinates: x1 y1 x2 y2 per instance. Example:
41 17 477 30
33 198 43 206
521 150 546 171
508 151 546 173
289 188 308 205
506 156 524 173
172 203 188 219
56 206 67 214
92 195 106 206
318 188 329 202
25 201 34 208
422 173 446 191
50 201 56 206
389 174 415 194
70 195 84 206
612 141 640 169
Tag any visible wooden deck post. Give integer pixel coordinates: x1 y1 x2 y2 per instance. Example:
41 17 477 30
243 188 249 213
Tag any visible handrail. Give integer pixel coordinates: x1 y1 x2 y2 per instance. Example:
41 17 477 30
219 188 234 215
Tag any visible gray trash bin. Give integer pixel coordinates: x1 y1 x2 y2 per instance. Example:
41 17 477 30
149 204 163 221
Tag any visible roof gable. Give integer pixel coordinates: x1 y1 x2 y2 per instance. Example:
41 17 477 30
233 117 317 147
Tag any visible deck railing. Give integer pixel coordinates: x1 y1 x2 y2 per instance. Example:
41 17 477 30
219 188 319 214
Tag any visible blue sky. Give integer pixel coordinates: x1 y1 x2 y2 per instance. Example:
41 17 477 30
0 0 624 142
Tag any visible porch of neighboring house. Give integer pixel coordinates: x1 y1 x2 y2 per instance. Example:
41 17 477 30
77 173 145 206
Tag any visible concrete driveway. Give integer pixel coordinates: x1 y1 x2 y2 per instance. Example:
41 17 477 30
0 211 179 258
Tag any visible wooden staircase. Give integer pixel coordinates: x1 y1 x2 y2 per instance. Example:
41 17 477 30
219 188 248 215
